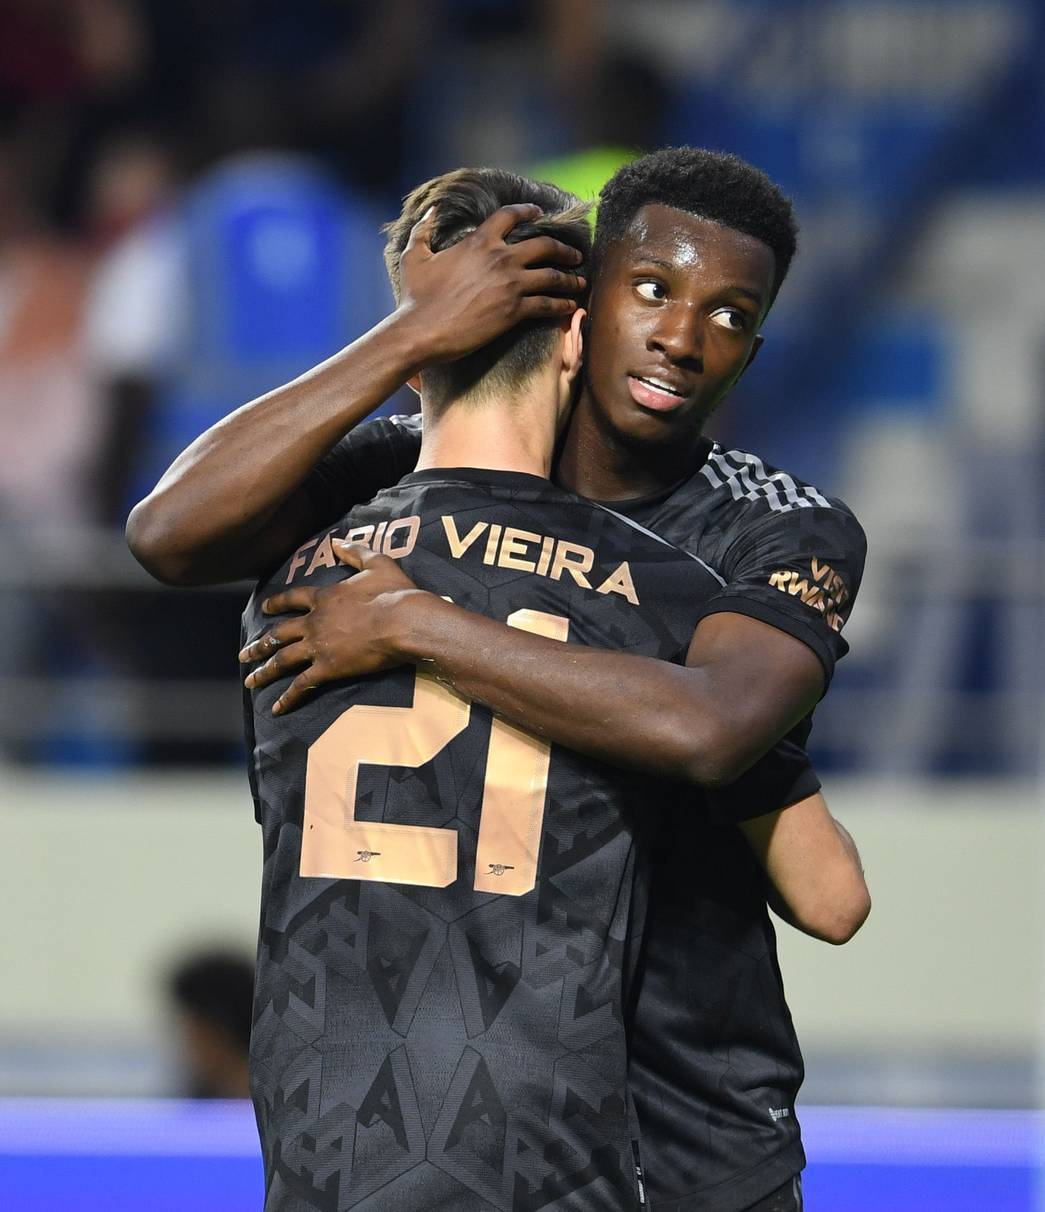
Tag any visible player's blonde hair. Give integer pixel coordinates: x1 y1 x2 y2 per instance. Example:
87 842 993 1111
382 168 590 411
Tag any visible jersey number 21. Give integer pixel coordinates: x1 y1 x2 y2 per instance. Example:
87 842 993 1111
300 610 568 897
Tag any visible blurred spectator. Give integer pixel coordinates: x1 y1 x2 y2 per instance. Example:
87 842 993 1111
82 129 182 525
0 0 1039 780
0 140 96 528
185 0 430 197
404 0 606 179
530 50 670 205
1 0 431 232
167 949 254 1100
76 150 392 768
0 0 157 231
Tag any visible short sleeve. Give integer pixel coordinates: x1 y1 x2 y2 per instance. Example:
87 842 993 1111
706 718 822 825
696 504 867 685
301 413 423 527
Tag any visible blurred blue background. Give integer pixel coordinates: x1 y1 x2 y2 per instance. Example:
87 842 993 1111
0 1 1042 1208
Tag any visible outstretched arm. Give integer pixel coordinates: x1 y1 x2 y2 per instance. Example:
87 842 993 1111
240 543 824 788
740 794 871 944
125 206 585 586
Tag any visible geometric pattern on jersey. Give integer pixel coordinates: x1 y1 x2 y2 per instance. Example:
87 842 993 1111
607 451 863 1208
626 813 807 1212
303 420 868 1208
243 467 722 1210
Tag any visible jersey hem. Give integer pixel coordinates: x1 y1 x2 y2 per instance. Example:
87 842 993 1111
722 764 823 824
649 1140 806 1212
780 765 822 808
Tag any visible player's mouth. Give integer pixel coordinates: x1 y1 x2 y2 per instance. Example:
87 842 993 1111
627 374 693 413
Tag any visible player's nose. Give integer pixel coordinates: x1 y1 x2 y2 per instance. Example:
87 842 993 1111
648 308 704 368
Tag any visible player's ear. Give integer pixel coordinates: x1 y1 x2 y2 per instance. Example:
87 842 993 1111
563 307 586 384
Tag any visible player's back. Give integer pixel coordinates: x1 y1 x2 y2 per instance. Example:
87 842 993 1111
243 467 722 1212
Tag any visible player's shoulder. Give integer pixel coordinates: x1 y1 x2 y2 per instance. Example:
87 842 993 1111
695 443 865 551
699 443 857 524
644 442 865 587
590 497 708 560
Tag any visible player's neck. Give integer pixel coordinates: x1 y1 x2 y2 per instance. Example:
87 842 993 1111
556 387 707 501
415 391 558 480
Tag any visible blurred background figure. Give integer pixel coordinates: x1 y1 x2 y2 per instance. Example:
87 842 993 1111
167 949 254 1101
0 2 1042 1210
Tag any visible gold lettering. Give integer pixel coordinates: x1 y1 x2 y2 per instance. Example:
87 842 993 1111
286 538 319 584
498 527 540 573
441 515 488 559
300 608 572 895
535 535 554 578
596 561 639 606
383 515 419 559
305 532 337 576
372 521 388 551
549 541 594 588
771 559 850 627
483 524 502 565
345 524 375 546
474 610 569 895
811 558 832 583
301 672 469 886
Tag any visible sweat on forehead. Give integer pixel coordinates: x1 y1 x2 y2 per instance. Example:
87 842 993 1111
621 204 775 264
593 146 798 301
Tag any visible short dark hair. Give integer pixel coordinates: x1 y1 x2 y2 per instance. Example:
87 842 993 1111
593 147 798 304
383 168 590 411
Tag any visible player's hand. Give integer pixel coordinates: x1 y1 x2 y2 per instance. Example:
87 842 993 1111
396 204 586 364
238 542 427 715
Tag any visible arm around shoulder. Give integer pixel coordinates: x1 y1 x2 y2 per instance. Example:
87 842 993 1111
125 312 427 585
126 202 585 586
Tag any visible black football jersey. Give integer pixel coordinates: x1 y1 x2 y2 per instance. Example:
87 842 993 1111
305 415 865 686
243 467 725 1212
303 417 865 1211
587 441 864 1212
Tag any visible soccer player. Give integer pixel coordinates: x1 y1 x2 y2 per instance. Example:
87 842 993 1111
239 167 774 1211
130 149 870 1211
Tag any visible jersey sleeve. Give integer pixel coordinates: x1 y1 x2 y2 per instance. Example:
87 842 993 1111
705 717 821 825
301 413 423 527
696 503 866 684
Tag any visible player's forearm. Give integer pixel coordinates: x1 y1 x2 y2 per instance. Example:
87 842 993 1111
126 312 426 585
742 800 871 944
780 825 870 945
831 815 864 875
396 596 800 787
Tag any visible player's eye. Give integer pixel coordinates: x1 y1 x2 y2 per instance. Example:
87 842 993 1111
635 280 667 302
709 308 749 332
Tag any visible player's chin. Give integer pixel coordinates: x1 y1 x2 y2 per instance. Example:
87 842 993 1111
613 397 702 444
